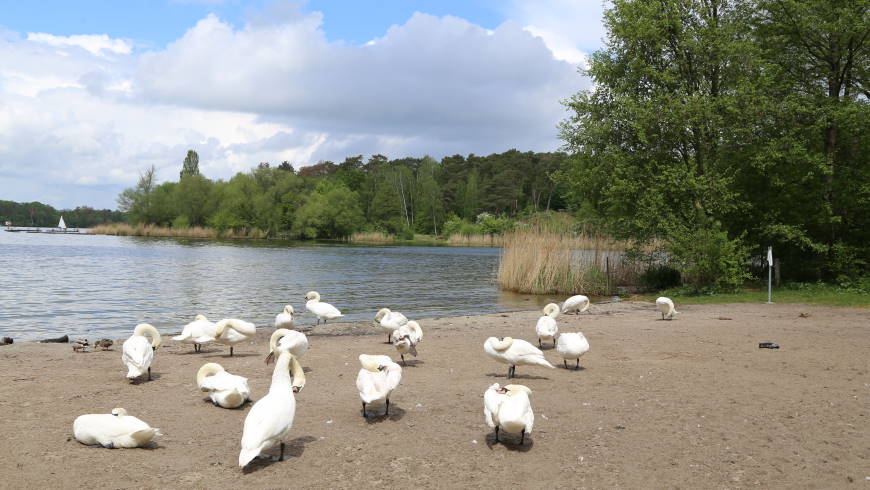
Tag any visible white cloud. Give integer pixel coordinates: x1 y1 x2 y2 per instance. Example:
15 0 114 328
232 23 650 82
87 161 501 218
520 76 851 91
505 0 609 66
26 32 132 56
0 6 592 209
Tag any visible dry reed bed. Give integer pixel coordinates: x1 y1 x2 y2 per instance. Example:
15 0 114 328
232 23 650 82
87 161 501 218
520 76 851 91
88 224 266 239
497 230 642 295
445 234 505 246
347 232 396 244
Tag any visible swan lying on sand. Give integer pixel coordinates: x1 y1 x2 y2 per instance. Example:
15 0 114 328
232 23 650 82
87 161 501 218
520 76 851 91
535 303 560 348
556 332 589 370
305 291 343 325
374 308 408 343
656 297 678 320
122 324 161 381
239 351 306 467
561 295 590 315
484 383 534 444
73 408 160 448
197 363 251 409
172 314 216 352
356 354 402 417
484 337 554 379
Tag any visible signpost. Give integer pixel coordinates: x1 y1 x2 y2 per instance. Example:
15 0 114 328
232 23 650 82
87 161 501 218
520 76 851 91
767 246 773 304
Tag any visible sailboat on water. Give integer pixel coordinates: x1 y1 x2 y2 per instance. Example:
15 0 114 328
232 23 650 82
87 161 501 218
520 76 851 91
58 216 66 229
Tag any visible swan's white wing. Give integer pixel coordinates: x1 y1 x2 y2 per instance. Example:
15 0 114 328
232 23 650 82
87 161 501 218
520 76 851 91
308 302 342 318
241 391 295 451
356 369 386 403
277 331 309 358
535 316 557 337
122 336 152 372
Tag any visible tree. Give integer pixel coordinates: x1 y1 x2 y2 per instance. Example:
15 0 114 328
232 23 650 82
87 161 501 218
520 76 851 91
180 150 200 179
293 182 364 238
118 165 157 224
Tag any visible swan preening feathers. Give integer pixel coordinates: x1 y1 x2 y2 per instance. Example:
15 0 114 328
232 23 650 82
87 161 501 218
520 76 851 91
562 294 590 315
484 337 555 379
73 408 160 448
535 303 560 349
656 297 679 320
391 321 423 365
483 383 534 444
356 354 402 417
197 363 251 409
172 314 216 352
210 318 257 356
122 323 161 381
556 332 590 370
239 351 306 467
375 308 408 342
305 291 343 325
274 305 295 330
266 328 309 367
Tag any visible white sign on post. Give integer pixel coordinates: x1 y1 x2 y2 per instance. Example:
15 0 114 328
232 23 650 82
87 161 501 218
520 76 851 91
767 246 773 304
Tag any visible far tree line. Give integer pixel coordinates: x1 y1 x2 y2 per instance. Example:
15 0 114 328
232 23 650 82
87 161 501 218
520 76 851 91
117 149 569 239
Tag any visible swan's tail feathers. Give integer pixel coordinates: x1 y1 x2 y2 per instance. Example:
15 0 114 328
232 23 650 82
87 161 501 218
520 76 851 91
560 302 567 313
532 357 556 369
580 302 590 313
131 428 159 446
193 335 214 343
239 447 261 467
172 333 188 341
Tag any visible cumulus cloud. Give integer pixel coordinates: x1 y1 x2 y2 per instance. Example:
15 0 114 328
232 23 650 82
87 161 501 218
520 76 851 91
506 0 608 66
0 4 591 209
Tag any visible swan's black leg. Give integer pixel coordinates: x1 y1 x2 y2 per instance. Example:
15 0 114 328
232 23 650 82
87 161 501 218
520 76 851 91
576 359 580 370
495 426 499 442
147 367 151 381
520 429 525 445
564 360 568 369
401 354 406 366
279 442 285 461
538 338 542 349
385 398 390 416
362 402 366 416
230 346 234 356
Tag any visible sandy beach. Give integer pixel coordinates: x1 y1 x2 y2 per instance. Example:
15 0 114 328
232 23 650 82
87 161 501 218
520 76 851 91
0 301 868 488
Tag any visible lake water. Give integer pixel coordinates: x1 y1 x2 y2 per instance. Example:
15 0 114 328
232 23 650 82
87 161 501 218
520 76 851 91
0 231 555 341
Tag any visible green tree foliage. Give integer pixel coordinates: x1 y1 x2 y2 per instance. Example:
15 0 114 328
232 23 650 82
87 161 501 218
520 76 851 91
559 0 870 287
0 201 126 227
293 181 364 238
117 165 158 225
180 150 200 179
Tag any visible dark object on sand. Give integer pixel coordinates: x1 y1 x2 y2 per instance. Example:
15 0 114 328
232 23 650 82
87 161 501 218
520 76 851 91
94 339 114 351
40 334 69 343
759 342 780 349
1 337 12 345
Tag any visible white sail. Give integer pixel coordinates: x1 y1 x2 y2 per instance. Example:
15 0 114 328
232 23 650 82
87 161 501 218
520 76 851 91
58 216 66 229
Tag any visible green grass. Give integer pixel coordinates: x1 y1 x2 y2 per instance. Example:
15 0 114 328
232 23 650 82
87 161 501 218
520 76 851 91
639 282 870 308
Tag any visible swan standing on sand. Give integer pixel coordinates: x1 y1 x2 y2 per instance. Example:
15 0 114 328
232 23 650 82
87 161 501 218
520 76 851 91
556 332 590 370
390 321 422 365
209 319 256 356
238 351 306 467
561 294 591 315
266 328 309 369
122 323 161 381
535 303 560 349
73 408 160 448
374 308 408 342
304 291 343 325
274 305 295 330
197 363 251 409
172 314 216 352
483 384 534 444
656 297 678 320
484 337 555 379
356 354 402 417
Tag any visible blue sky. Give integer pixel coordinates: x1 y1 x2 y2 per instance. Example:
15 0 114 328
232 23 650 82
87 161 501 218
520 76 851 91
0 1 605 209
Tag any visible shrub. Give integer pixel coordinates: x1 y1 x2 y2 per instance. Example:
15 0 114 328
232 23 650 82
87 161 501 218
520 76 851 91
667 222 750 293
640 265 681 291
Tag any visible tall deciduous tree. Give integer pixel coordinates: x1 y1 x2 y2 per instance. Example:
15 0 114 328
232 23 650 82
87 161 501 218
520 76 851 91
180 150 200 179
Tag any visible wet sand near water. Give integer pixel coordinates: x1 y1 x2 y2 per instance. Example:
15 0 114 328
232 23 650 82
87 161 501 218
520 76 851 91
0 301 867 488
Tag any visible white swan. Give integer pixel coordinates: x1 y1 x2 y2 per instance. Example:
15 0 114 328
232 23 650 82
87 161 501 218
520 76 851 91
484 384 534 444
535 303 560 349
73 408 160 448
304 291 343 325
208 318 256 356
122 323 161 381
266 328 308 366
197 363 251 409
390 321 423 365
374 308 408 342
561 294 591 315
484 337 555 379
656 297 678 320
356 354 402 417
238 351 305 467
274 305 295 330
172 314 216 352
556 332 590 370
